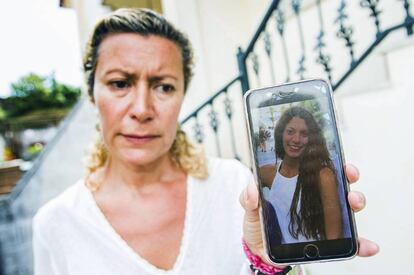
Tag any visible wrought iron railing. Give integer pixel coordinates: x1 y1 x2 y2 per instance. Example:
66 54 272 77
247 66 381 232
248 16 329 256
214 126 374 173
181 0 414 162
181 76 246 161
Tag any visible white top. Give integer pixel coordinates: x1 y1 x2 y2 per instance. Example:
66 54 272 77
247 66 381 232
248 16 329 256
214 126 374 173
269 167 314 244
32 158 255 275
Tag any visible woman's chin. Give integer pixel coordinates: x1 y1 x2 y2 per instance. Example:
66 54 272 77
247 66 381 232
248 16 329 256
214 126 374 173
117 150 168 167
286 152 303 159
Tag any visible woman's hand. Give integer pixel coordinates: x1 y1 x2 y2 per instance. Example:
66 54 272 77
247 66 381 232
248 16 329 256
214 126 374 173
239 163 379 265
344 164 380 257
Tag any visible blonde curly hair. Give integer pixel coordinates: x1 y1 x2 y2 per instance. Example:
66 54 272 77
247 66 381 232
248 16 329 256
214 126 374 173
83 9 208 190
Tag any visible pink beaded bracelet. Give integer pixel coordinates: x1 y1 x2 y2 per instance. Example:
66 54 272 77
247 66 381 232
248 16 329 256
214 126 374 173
242 239 289 275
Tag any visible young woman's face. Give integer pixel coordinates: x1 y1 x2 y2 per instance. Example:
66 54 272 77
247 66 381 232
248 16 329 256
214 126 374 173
93 33 185 167
282 116 309 159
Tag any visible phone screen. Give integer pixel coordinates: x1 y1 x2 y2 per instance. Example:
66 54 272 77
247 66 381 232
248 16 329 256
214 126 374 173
245 80 357 263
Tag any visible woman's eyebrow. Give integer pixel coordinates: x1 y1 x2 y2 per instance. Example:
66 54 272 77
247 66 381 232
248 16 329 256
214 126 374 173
103 68 133 76
102 69 178 81
149 75 178 82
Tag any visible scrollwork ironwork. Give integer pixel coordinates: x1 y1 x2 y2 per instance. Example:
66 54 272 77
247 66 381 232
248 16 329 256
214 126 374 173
192 117 204 144
335 0 356 65
314 0 333 81
360 0 382 37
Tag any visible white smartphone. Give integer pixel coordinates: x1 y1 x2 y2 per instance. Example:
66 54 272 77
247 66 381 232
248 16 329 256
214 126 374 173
244 79 358 264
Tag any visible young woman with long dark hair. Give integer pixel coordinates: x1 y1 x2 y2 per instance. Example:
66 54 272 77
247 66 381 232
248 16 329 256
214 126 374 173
261 106 342 243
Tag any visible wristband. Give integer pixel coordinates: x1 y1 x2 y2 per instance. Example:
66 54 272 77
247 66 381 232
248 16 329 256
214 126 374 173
242 239 291 275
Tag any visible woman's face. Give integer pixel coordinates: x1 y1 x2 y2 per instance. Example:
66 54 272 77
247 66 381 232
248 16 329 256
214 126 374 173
282 116 309 159
93 33 185 167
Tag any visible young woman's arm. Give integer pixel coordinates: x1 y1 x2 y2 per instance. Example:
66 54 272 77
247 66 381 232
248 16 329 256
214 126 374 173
259 165 276 188
319 167 343 239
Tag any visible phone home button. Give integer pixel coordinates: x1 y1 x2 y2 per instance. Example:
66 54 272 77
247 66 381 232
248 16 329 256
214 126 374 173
303 244 319 259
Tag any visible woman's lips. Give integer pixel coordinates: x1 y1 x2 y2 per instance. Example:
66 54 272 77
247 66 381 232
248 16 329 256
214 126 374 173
122 134 160 145
288 144 303 152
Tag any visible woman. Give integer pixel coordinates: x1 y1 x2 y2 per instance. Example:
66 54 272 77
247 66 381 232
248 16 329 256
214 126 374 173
33 8 378 275
261 106 342 244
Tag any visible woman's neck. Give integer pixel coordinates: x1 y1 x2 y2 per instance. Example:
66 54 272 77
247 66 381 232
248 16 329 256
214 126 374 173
280 157 300 178
98 153 185 194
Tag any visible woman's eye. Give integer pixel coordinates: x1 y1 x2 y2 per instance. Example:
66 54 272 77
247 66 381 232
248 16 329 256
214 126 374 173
109 80 130 89
155 84 175 93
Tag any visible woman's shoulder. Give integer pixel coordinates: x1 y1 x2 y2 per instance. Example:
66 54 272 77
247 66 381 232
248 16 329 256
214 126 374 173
200 157 254 192
259 164 276 174
207 157 253 180
319 166 336 180
319 166 336 186
259 163 277 187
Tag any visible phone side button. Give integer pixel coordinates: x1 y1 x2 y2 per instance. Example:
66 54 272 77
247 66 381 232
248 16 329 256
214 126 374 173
303 244 319 259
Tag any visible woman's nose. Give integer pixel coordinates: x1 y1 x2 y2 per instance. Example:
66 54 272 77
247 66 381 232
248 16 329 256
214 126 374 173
129 84 154 122
292 133 300 143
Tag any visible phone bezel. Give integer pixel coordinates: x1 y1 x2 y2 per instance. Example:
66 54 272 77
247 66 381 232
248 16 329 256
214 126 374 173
243 78 358 265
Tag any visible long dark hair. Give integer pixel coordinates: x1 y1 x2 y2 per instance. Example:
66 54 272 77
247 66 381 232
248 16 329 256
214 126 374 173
274 106 335 240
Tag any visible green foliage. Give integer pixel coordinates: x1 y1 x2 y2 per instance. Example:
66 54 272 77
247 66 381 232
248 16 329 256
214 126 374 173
26 142 45 160
0 107 6 120
258 125 271 143
4 108 71 131
11 73 48 98
0 73 81 119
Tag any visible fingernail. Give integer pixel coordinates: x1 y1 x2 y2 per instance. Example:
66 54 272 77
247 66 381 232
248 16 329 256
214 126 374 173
244 188 249 202
355 166 360 178
358 193 365 207
367 241 380 255
374 243 380 253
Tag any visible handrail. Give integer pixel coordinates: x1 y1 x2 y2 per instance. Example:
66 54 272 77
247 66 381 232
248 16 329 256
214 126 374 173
243 0 281 59
180 75 241 124
333 16 414 90
180 0 283 126
0 97 86 203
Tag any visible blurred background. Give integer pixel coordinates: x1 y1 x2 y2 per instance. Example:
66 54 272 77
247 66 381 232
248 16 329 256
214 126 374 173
0 0 413 274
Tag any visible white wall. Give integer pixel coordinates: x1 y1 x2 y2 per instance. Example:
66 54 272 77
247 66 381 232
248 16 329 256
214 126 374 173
70 0 112 55
162 0 269 118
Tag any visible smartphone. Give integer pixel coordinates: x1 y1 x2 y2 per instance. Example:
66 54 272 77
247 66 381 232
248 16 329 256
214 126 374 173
244 79 358 264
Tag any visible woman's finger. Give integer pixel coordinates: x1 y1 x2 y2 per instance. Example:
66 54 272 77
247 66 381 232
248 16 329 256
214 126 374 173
239 183 265 255
345 164 360 184
239 183 287 268
357 237 380 257
239 183 260 223
348 191 366 212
